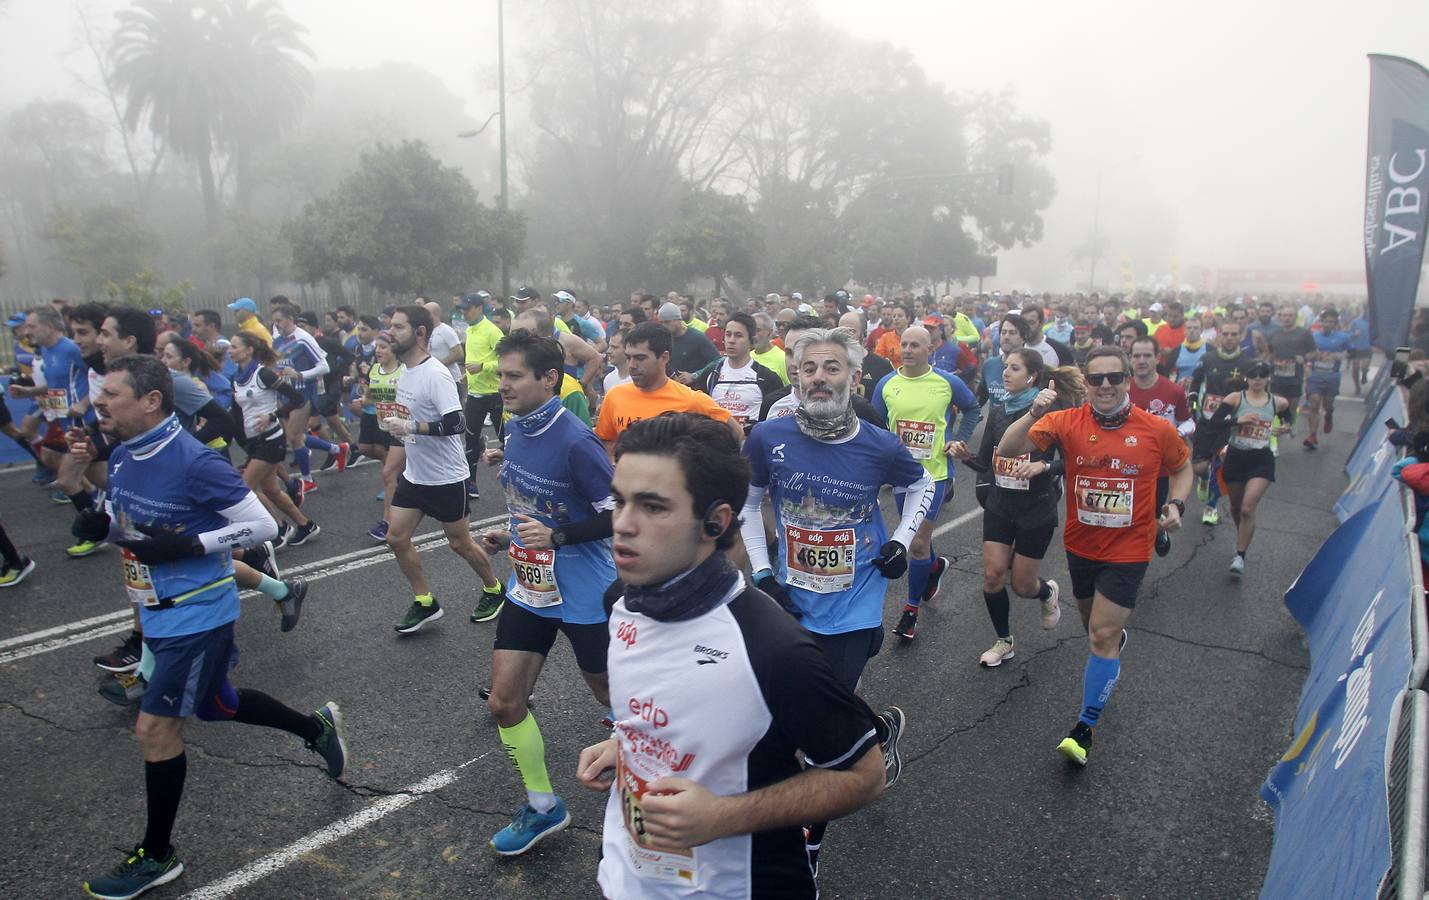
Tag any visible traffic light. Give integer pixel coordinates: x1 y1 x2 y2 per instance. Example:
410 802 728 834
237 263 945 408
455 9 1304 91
996 164 1014 195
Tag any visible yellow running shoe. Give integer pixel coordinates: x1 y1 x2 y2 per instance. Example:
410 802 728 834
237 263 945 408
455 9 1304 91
1057 722 1093 766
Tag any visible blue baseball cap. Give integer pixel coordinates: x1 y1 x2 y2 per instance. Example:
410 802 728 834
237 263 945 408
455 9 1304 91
227 297 257 313
5 312 26 328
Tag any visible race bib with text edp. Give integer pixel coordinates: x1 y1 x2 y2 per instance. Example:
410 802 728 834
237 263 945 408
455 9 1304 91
508 544 561 608
616 743 697 886
1074 475 1133 528
895 419 936 459
784 524 857 592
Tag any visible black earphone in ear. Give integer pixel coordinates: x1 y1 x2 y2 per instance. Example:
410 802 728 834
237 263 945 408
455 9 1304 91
702 501 727 537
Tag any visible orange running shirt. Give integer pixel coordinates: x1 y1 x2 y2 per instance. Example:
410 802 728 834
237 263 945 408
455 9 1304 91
594 378 732 443
1027 404 1189 563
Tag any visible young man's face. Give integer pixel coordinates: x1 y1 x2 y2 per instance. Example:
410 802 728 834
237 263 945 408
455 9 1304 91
70 319 100 355
1130 342 1158 378
97 316 135 363
497 352 558 417
610 452 708 586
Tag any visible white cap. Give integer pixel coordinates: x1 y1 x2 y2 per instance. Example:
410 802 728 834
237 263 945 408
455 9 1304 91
1149 302 1165 312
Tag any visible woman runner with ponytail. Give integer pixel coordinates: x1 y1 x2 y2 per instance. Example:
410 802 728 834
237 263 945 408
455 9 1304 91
953 350 1086 667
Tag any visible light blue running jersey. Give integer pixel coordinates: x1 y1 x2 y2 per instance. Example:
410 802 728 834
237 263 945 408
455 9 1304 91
744 415 927 635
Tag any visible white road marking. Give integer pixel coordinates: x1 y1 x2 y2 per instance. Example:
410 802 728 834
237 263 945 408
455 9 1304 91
0 514 507 665
932 506 983 537
181 750 496 900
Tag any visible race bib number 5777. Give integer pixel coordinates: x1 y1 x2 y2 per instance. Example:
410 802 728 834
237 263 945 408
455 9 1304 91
1074 475 1133 528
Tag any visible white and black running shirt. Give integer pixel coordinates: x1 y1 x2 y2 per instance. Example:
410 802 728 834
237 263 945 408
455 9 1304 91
394 356 468 485
699 360 782 432
599 578 880 899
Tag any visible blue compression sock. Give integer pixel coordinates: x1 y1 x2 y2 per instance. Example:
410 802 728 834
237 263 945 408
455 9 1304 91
1079 652 1121 727
907 555 932 608
1206 457 1223 509
293 446 311 477
304 434 338 455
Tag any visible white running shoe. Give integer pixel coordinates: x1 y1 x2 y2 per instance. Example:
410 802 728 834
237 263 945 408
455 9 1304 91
1040 579 1061 629
979 637 1015 667
1229 554 1245 577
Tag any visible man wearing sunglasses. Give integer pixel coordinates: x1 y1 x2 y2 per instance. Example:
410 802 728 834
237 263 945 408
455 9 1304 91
997 346 1191 767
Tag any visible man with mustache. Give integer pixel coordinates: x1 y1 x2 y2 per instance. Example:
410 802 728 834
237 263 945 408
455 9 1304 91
739 326 927 869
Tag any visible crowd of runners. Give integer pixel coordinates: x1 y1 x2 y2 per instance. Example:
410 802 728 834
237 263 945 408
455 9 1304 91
0 285 1373 898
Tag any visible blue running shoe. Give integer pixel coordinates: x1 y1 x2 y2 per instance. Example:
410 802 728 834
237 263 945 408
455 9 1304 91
83 845 184 899
490 798 570 856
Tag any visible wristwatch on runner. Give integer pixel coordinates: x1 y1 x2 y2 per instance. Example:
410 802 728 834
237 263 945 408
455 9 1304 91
1162 498 1186 517
549 528 567 548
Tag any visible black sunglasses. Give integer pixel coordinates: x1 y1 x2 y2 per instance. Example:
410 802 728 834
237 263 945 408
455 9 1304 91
1086 372 1127 386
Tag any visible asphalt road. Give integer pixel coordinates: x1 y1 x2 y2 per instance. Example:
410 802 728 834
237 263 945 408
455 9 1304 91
0 399 1362 899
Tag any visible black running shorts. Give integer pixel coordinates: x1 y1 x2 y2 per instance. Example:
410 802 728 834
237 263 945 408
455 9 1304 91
981 507 1057 560
1065 551 1148 610
392 474 469 523
810 627 884 692
493 598 609 674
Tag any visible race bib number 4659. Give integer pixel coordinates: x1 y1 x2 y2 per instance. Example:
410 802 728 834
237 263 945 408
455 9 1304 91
784 525 856 593
1074 476 1133 528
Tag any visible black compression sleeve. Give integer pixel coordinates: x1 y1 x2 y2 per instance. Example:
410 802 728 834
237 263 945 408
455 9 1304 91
424 409 467 436
193 399 239 444
559 508 613 545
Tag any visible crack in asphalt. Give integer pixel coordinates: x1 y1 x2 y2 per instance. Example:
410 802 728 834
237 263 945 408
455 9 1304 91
0 700 116 733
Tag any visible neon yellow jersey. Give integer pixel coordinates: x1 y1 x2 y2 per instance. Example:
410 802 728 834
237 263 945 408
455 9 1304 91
870 366 979 482
1142 318 1166 335
554 318 571 334
689 318 709 333
952 313 981 346
751 345 789 385
463 317 504 395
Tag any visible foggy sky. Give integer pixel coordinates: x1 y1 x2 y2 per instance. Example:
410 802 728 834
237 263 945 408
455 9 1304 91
3 0 1428 293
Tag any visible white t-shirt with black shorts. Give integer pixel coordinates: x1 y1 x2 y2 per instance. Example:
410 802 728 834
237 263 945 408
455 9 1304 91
391 356 470 522
600 576 879 898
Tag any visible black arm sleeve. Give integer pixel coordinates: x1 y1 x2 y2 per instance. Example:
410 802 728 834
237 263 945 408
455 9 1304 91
559 508 613 545
1208 396 1237 427
259 367 306 405
424 408 467 436
193 398 239 444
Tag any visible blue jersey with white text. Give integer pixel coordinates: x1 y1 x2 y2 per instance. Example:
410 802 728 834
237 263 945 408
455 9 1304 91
744 415 927 635
38 337 88 425
105 416 251 638
500 403 616 624
1311 330 1353 377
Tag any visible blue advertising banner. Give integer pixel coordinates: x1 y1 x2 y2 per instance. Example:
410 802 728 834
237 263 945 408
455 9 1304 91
1262 492 1417 898
1338 386 1406 521
0 376 34 466
1364 55 1429 351
1347 367 1401 468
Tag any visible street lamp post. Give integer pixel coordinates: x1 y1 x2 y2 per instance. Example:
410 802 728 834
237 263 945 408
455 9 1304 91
457 0 510 301
496 0 509 302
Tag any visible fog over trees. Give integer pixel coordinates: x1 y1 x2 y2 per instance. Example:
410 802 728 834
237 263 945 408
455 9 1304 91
0 0 1059 307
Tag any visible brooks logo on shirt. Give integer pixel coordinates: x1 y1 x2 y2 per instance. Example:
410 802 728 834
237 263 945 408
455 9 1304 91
693 643 729 660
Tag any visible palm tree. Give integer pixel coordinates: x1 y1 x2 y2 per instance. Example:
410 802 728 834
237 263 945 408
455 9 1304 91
208 0 314 211
111 0 224 231
110 0 313 231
